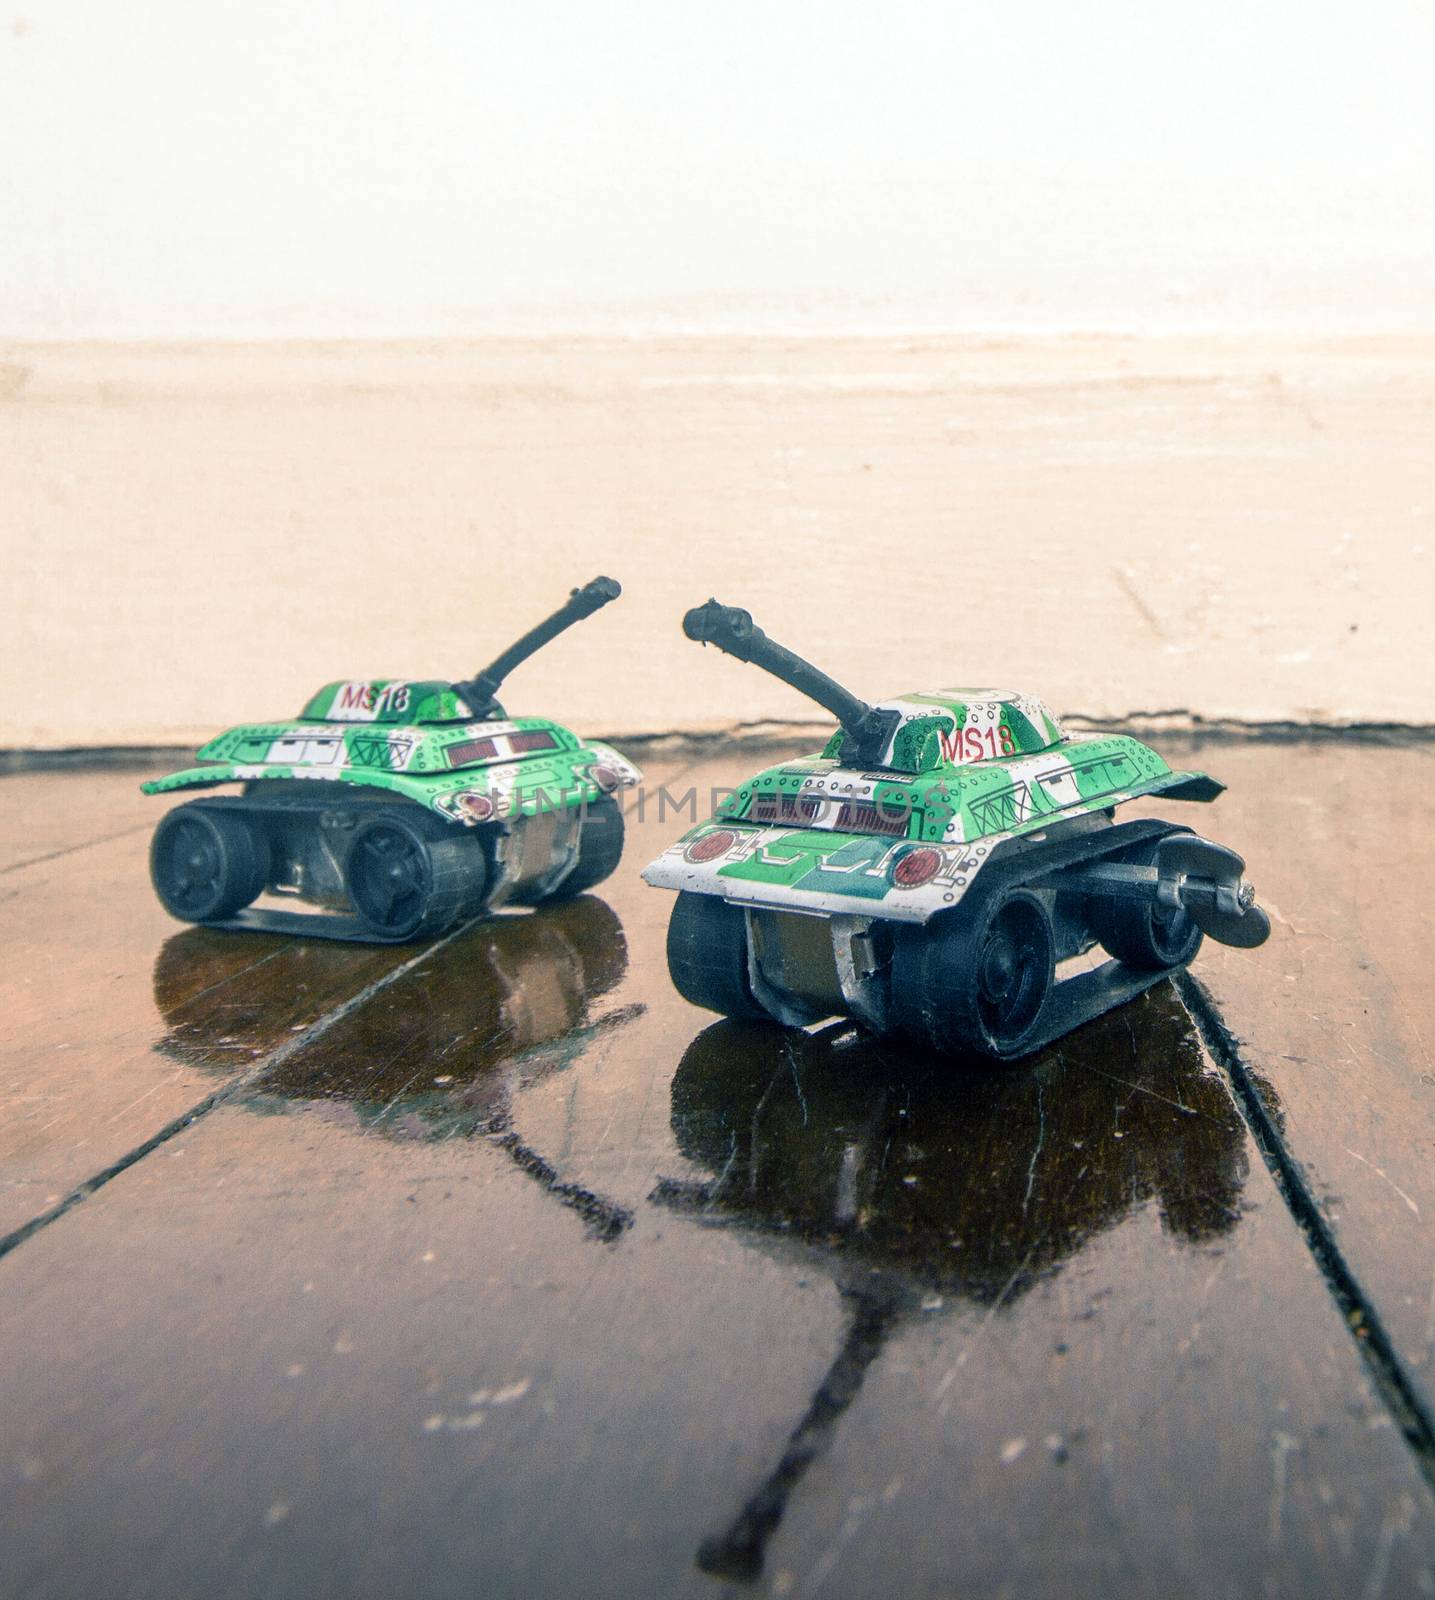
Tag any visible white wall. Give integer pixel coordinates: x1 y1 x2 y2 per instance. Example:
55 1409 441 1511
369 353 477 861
5 5 1432 746
4 0 1434 336
4 335 1431 747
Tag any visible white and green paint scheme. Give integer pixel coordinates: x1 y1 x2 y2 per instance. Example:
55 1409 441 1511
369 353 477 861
144 577 639 941
144 678 641 826
647 599 1266 1060
643 688 1217 923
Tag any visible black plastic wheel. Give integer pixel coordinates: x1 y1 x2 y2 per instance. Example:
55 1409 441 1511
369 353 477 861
666 891 768 1021
547 794 625 900
151 804 269 924
345 810 485 941
891 887 1055 1059
1090 842 1204 972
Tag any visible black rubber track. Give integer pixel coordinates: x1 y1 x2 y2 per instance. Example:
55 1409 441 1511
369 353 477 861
666 891 767 1020
549 794 625 899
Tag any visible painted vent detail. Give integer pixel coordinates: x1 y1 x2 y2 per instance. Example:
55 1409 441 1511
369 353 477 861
835 799 910 838
750 790 910 838
447 729 559 769
448 737 499 765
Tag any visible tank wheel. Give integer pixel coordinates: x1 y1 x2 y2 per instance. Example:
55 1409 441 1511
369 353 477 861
151 804 270 923
345 811 485 941
1090 842 1204 971
547 794 625 900
666 891 768 1021
892 888 1055 1059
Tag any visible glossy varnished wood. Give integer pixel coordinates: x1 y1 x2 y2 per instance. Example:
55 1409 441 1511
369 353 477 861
1141 736 1435 1404
1 743 1434 1599
0 830 430 1240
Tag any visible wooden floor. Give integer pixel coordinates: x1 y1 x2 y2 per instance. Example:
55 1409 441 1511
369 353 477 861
2 736 1434 1599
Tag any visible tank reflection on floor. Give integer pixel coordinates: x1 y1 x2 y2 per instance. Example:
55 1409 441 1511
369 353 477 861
151 897 639 1239
653 983 1258 1581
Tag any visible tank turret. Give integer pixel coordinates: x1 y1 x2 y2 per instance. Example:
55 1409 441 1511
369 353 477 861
458 576 622 719
682 600 899 767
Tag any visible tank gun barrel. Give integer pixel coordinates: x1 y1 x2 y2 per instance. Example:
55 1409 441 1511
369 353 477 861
682 599 897 764
456 576 621 716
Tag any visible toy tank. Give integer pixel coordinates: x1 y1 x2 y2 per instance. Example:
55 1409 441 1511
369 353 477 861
145 577 641 941
643 600 1270 1061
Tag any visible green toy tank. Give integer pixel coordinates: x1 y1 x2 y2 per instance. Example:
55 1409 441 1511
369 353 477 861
644 600 1269 1060
145 577 640 941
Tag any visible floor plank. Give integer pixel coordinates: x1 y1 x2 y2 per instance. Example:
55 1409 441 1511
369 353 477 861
2 746 1435 1597
1126 736 1435 1412
0 830 430 1243
0 767 158 875
0 756 685 1243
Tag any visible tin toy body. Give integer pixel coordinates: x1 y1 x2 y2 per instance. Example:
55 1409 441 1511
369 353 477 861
645 600 1268 1060
145 578 640 941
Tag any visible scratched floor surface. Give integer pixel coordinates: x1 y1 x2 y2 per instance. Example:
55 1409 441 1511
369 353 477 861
1 737 1433 1600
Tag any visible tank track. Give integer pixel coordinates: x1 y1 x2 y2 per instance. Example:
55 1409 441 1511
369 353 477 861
736 817 1250 1060
205 906 426 945
157 791 490 944
923 817 1201 1058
